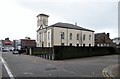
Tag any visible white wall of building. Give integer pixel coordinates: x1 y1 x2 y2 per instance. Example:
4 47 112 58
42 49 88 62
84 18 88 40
36 14 94 47
53 27 94 46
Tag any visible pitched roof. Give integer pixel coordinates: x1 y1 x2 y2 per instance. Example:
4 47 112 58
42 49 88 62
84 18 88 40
95 32 105 39
113 37 120 40
49 22 94 32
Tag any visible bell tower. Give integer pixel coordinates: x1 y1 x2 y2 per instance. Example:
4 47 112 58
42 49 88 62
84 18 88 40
37 14 49 30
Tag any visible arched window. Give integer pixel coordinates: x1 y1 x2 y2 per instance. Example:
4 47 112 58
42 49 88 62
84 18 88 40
60 32 64 39
89 35 91 40
83 34 86 40
77 34 79 40
48 32 50 40
70 33 72 40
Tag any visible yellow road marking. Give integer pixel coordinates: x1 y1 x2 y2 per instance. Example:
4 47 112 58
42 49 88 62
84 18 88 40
102 64 118 79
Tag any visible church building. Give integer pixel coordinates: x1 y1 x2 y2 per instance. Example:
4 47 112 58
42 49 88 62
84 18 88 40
36 14 94 47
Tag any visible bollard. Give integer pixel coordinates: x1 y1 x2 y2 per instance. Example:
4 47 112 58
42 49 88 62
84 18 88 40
45 54 46 59
45 54 47 59
43 54 45 58
46 54 48 59
50 54 52 60
52 54 54 60
47 54 49 59
48 54 50 60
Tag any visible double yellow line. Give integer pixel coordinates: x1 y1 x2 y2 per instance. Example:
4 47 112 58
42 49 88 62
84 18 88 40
102 64 118 79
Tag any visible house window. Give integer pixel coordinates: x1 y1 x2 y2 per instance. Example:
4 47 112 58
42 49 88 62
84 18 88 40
89 35 91 40
103 40 105 42
70 33 72 40
48 32 50 40
69 43 72 46
104 37 105 39
48 43 50 47
77 34 79 40
39 33 41 42
83 34 86 41
60 32 64 39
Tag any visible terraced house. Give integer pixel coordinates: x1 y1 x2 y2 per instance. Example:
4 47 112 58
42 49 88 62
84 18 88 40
36 14 94 47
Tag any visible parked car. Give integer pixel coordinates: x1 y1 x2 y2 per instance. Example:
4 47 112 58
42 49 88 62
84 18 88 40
2 49 8 52
12 49 19 54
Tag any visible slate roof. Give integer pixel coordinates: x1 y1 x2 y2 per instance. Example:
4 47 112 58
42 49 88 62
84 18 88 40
113 37 120 40
49 22 94 32
95 33 105 39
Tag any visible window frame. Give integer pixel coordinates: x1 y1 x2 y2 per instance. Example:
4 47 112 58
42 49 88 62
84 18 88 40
70 33 72 40
77 34 79 40
60 32 65 39
48 32 50 40
83 34 86 41
89 35 91 40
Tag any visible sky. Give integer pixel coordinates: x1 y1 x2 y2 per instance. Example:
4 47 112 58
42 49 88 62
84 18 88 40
0 0 119 40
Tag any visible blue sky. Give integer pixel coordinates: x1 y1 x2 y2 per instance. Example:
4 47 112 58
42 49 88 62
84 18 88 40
0 0 119 40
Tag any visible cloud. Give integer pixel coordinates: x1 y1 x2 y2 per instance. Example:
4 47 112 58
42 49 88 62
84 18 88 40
0 0 36 40
0 0 118 40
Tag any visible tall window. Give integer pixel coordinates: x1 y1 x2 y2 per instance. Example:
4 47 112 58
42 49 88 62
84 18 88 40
83 34 86 41
89 35 91 40
39 33 41 42
70 33 72 40
77 34 79 40
48 43 50 47
60 32 64 39
48 32 50 40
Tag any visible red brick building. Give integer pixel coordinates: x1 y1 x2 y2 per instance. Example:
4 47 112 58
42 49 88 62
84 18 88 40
20 38 36 54
21 39 36 48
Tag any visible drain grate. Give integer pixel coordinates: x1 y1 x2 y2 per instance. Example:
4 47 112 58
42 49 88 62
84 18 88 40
45 68 57 70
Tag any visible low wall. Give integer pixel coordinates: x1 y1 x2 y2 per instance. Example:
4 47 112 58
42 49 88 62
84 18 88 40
31 47 53 55
53 46 118 60
31 46 119 60
31 47 54 60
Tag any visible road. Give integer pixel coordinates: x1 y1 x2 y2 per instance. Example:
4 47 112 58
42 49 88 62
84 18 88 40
1 51 118 78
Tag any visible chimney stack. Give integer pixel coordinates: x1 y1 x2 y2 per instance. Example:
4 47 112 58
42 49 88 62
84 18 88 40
75 22 77 26
107 33 109 38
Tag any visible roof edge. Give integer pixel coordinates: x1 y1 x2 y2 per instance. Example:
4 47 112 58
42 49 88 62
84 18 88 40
37 13 49 17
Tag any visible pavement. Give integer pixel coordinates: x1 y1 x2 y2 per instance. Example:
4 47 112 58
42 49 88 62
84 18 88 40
104 64 120 79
